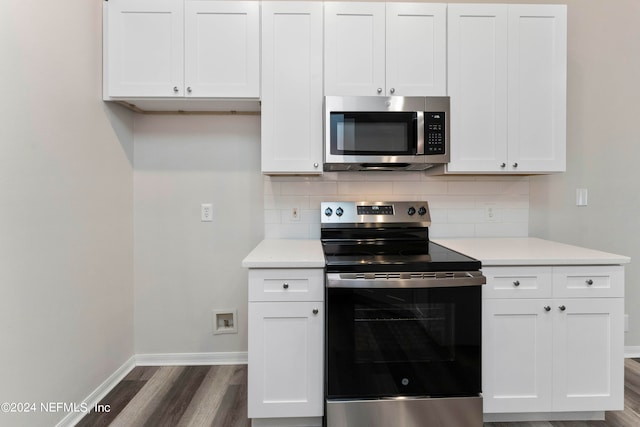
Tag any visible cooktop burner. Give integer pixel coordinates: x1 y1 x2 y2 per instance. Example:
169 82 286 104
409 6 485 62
321 201 481 273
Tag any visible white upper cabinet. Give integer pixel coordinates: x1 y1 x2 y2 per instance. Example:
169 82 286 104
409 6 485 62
261 1 324 175
184 1 259 98
386 3 447 96
447 4 509 173
324 2 446 96
104 0 259 100
507 5 567 173
446 4 567 174
105 0 184 98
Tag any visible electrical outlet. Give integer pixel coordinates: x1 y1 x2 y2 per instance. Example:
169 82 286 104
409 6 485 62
201 203 213 222
291 207 300 221
485 207 498 222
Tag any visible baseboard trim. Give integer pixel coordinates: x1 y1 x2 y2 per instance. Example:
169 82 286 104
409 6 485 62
55 355 136 427
625 346 640 358
135 351 248 366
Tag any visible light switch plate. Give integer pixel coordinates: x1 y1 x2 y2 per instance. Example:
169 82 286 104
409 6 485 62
576 188 588 206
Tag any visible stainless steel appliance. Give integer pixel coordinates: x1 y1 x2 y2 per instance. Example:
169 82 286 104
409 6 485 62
321 201 485 427
324 96 449 171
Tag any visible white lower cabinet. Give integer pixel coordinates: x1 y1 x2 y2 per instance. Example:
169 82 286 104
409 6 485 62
482 266 624 417
248 269 324 422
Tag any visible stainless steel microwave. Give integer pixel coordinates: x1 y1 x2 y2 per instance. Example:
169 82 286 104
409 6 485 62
324 96 450 171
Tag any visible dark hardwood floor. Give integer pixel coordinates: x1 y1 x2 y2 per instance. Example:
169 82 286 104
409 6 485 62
76 359 640 426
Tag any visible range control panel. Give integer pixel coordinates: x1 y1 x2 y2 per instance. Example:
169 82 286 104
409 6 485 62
321 201 431 225
425 112 446 155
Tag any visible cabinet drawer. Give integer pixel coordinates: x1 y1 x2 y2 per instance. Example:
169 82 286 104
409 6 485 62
249 269 324 302
553 266 624 298
482 267 552 299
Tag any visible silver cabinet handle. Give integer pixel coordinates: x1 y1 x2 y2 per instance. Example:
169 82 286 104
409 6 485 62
313 163 319 168
500 163 506 168
312 308 319 315
544 306 551 312
559 305 566 311
283 283 289 289
390 88 395 94
586 279 594 285
377 88 383 94
513 280 520 287
173 86 179 93
187 87 192 93
513 162 519 168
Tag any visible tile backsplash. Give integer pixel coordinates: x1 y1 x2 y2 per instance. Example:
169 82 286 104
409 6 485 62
264 172 529 239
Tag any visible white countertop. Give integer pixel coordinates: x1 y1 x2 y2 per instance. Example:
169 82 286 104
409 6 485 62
242 239 325 268
243 237 630 269
433 237 630 266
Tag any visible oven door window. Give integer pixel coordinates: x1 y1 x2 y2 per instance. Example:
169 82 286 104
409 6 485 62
326 286 481 399
329 112 417 155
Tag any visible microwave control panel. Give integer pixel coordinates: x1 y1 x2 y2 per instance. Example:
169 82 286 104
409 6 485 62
425 112 446 155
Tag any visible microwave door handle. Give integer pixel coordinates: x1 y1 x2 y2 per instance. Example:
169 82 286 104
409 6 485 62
416 111 425 155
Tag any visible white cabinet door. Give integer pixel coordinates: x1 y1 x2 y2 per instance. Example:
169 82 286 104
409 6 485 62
446 4 566 174
184 1 259 98
324 2 386 96
447 4 509 172
483 298 553 413
261 1 324 174
248 301 324 419
105 0 184 97
386 3 447 96
508 5 567 172
552 298 624 412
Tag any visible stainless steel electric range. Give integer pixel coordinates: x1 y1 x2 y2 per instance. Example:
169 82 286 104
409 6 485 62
321 201 485 427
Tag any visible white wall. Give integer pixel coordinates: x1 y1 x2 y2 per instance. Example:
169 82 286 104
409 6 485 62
529 0 640 348
133 115 263 354
0 1 134 426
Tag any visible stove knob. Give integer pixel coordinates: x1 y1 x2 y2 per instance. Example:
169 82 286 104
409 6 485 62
336 207 344 217
407 207 416 216
324 207 333 217
418 206 427 216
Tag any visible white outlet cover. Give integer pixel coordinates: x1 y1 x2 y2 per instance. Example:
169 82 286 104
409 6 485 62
201 203 213 222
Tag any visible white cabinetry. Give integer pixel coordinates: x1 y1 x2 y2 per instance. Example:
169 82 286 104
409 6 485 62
248 268 324 422
324 2 446 96
482 266 624 418
445 4 566 174
104 0 259 101
105 0 184 98
184 1 259 98
261 2 324 174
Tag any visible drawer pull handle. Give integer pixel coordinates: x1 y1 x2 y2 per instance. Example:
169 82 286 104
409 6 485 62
312 308 319 315
283 283 289 289
513 280 520 287
544 306 551 312
559 305 566 311
586 279 594 285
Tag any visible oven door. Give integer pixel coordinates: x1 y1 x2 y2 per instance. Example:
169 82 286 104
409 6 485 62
326 283 481 399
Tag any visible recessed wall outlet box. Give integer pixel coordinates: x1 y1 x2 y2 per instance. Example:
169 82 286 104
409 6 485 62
201 203 213 222
625 314 629 333
576 188 588 206
213 309 237 335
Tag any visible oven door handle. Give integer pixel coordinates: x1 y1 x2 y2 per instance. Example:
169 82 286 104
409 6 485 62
326 272 486 289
